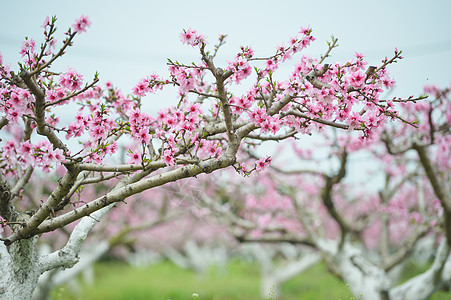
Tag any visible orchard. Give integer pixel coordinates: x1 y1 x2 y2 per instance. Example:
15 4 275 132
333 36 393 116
0 13 449 300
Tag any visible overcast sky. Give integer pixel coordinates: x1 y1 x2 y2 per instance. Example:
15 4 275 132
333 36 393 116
2 0 450 99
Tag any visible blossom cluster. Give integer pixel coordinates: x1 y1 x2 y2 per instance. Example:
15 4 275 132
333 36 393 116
0 15 409 180
179 28 205 47
0 87 34 123
132 73 167 97
72 15 91 33
59 68 84 91
1 139 64 175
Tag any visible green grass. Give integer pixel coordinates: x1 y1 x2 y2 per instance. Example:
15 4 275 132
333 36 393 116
51 260 451 300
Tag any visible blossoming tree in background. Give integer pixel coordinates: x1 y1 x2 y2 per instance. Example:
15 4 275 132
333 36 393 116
190 84 451 299
0 15 420 299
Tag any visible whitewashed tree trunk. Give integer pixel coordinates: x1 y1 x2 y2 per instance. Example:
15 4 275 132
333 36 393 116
389 239 450 299
250 244 321 298
0 204 114 300
165 241 228 274
317 237 451 300
316 239 390 300
0 237 41 300
32 241 110 300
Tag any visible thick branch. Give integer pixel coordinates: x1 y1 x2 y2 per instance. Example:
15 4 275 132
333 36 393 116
4 168 80 245
321 151 353 248
389 237 450 299
413 143 451 212
0 117 8 131
246 129 297 141
18 155 236 239
236 235 315 248
413 143 451 248
383 226 428 272
0 175 17 222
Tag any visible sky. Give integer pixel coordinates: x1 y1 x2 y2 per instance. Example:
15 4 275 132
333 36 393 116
1 0 450 98
1 0 451 183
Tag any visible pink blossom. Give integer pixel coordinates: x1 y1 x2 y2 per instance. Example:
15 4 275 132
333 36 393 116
255 156 272 172
127 149 142 164
19 141 32 155
179 28 205 47
60 68 83 91
72 15 91 33
226 57 252 84
41 16 50 30
349 71 366 88
104 141 118 155
132 73 165 97
19 38 35 58
136 128 151 144
162 149 176 166
265 58 278 71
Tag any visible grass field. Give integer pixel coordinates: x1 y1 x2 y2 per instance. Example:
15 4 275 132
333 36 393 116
51 260 451 300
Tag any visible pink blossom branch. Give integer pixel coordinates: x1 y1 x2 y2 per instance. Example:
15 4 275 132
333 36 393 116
28 31 77 77
286 110 362 131
44 76 99 108
374 50 403 74
318 36 338 65
379 95 428 103
201 46 236 144
20 71 69 153
78 162 164 172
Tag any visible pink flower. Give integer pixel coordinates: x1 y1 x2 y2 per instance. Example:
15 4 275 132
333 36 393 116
136 128 151 144
180 28 197 44
104 141 118 155
226 57 252 84
205 142 222 158
19 141 33 155
60 68 83 91
265 58 279 72
162 149 176 166
132 73 165 97
255 156 272 172
180 28 205 47
349 71 366 89
127 149 142 164
19 38 35 58
72 15 91 33
6 109 19 123
41 16 50 30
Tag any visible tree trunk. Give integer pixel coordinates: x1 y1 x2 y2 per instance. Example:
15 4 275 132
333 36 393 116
0 237 41 300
